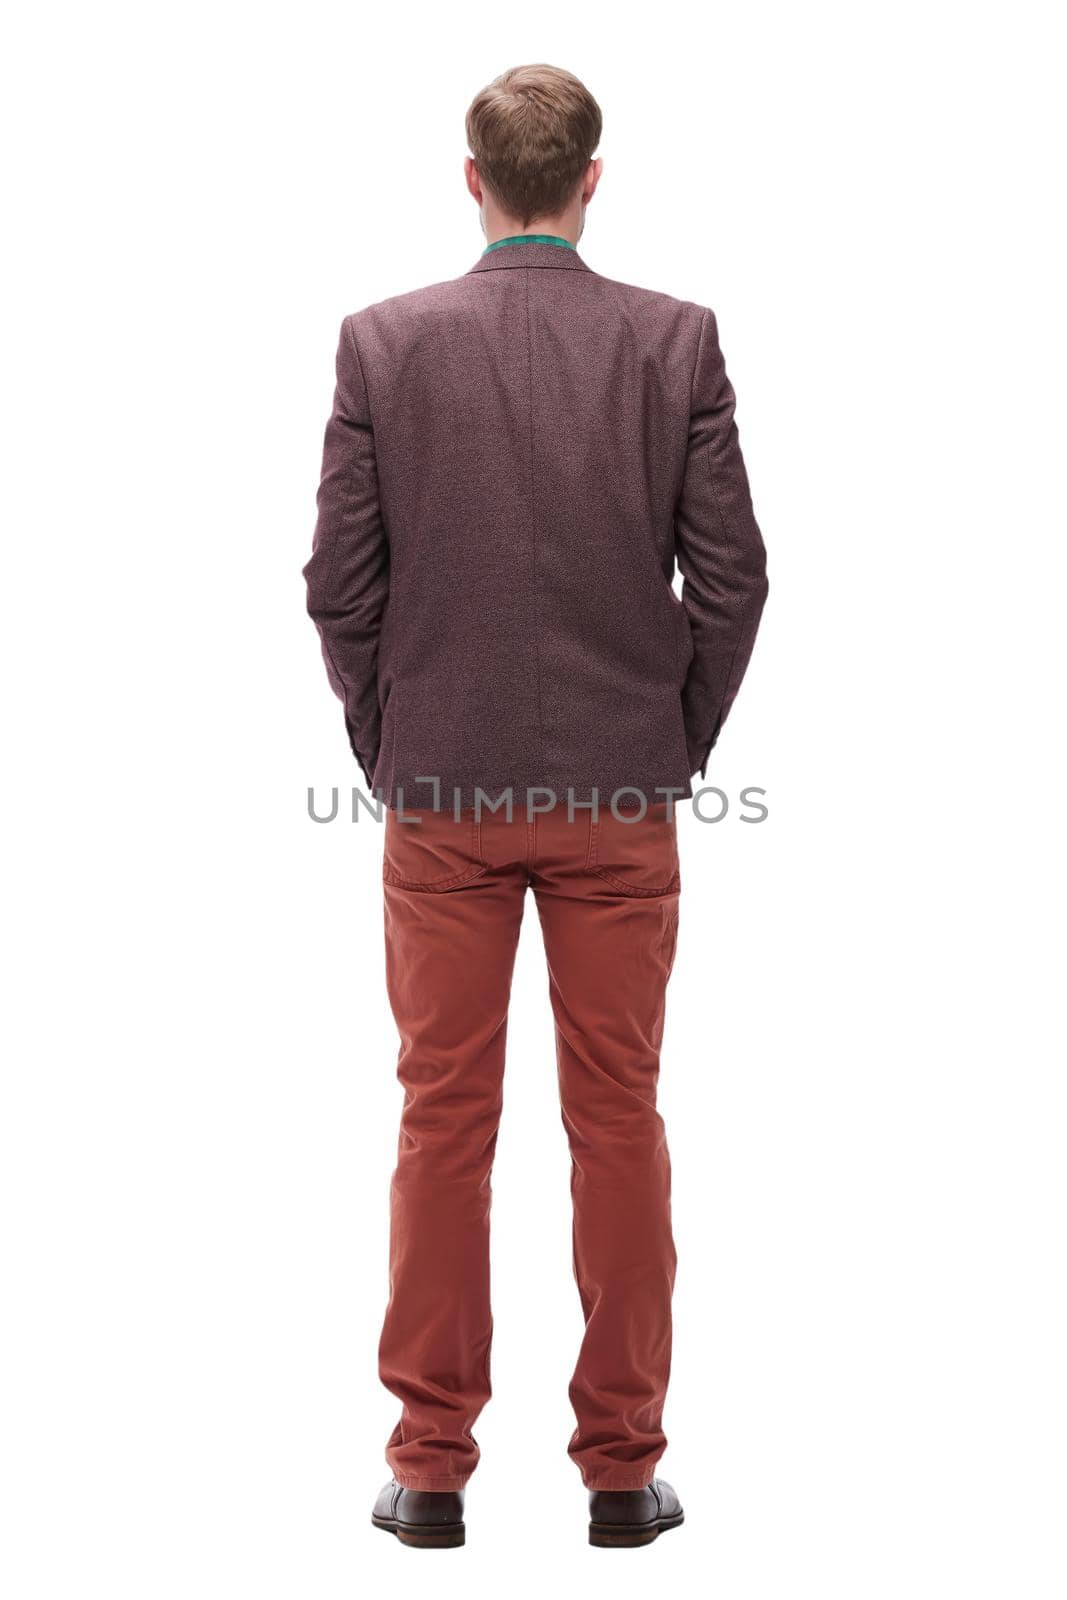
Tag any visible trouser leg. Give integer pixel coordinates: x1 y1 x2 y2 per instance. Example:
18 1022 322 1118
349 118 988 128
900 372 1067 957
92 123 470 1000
534 811 680 1490
379 815 525 1490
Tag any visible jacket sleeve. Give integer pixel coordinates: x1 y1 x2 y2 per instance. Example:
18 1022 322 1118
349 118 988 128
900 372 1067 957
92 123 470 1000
302 315 390 786
674 307 769 778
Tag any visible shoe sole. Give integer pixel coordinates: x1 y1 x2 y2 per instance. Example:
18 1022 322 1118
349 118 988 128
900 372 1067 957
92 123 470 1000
589 1510 684 1547
372 1513 466 1548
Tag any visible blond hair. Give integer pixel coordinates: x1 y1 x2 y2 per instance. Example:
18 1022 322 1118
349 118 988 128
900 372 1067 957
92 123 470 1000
466 64 602 226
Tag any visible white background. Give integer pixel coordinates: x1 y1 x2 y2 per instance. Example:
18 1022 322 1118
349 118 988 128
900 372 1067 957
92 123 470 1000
3 2 1064 1595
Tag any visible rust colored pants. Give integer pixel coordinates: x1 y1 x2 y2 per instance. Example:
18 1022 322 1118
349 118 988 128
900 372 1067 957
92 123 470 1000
378 801 680 1492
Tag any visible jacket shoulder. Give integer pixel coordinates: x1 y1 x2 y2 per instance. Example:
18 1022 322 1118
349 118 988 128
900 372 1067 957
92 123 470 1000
587 271 710 325
344 274 475 332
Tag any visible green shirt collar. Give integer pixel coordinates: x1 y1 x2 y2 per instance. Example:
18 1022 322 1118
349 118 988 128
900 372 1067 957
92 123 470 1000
482 234 576 255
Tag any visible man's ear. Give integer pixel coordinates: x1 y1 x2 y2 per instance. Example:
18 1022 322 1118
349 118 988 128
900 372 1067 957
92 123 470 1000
464 157 484 205
582 157 603 206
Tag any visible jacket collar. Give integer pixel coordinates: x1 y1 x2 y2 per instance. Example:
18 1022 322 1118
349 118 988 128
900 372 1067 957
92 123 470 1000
468 239 592 274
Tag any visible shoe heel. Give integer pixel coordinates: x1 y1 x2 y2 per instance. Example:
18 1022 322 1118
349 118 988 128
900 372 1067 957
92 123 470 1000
589 1525 660 1547
395 1524 465 1549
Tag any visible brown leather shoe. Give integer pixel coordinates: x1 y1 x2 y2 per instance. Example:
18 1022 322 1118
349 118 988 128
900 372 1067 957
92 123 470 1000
371 1479 466 1548
588 1477 684 1547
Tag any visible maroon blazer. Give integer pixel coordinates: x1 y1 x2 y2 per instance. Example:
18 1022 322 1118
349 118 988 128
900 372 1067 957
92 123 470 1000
304 239 768 807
